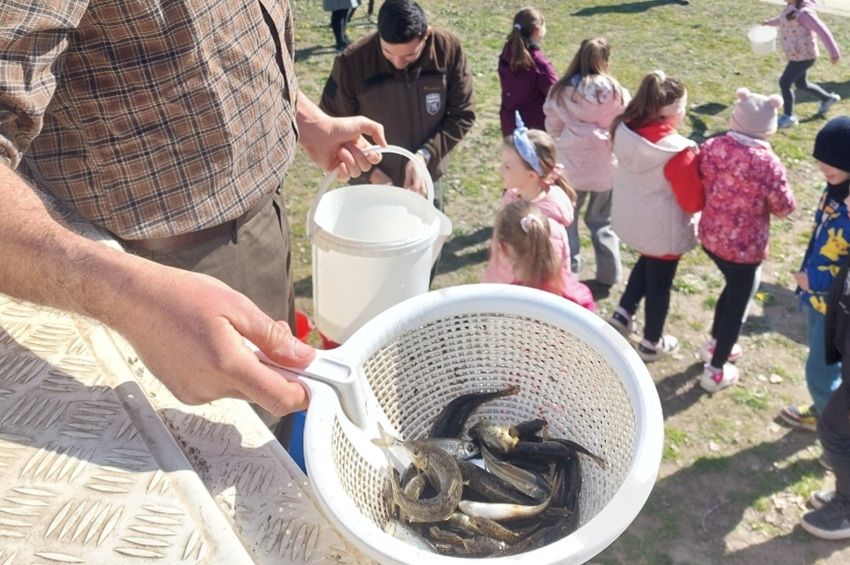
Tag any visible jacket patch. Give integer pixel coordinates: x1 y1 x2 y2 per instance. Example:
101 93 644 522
425 92 442 115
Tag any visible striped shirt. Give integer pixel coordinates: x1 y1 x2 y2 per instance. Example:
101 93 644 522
0 0 299 239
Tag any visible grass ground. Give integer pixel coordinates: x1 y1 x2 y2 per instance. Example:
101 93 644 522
286 1 850 562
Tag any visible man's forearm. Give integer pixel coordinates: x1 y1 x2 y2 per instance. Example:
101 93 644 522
0 163 132 326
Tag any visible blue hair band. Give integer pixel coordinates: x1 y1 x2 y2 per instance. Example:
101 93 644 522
512 111 542 176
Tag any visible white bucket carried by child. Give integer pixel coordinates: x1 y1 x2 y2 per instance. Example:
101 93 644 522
308 145 452 344
748 25 777 56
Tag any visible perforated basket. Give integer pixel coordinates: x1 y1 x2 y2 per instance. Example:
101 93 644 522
301 284 663 564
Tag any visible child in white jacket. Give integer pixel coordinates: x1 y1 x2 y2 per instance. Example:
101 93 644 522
544 37 629 288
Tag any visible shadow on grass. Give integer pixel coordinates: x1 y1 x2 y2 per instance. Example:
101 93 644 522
436 226 492 276
655 362 705 420
572 0 690 17
604 431 831 562
294 44 338 62
743 282 806 346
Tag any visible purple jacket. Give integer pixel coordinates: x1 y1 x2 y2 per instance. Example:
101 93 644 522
498 43 558 136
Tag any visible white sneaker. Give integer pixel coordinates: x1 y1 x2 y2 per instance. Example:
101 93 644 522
819 93 841 115
698 338 743 364
777 114 799 129
699 363 740 393
637 335 679 362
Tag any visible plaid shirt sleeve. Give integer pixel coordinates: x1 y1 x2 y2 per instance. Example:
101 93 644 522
0 1 299 240
0 2 88 167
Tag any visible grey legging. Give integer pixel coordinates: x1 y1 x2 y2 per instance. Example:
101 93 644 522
779 59 831 116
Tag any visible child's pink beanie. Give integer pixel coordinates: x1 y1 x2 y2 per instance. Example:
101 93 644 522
729 87 783 139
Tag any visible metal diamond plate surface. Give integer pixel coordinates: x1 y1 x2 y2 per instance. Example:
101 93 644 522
0 209 369 564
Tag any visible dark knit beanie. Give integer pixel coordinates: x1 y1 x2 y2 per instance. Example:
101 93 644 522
813 116 850 172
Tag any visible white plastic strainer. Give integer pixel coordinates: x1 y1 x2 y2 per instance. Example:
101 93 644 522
279 284 663 564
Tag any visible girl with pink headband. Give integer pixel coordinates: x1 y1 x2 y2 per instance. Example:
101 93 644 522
482 113 595 311
607 71 704 362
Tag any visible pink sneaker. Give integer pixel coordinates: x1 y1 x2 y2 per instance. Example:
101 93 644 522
699 363 740 393
699 338 743 364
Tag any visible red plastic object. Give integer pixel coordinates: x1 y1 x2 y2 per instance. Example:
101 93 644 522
294 310 313 342
319 332 341 350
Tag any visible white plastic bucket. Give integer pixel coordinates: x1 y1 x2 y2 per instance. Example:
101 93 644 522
308 145 452 343
748 25 777 56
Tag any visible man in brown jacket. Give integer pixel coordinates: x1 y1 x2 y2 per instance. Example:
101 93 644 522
320 0 476 207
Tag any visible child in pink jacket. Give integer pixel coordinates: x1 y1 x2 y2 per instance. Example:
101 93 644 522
763 0 841 127
543 37 629 287
493 199 594 310
698 88 796 392
482 115 595 311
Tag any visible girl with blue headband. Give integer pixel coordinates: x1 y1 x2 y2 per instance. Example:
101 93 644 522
482 114 595 311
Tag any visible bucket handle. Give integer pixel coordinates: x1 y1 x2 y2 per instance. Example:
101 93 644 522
307 145 435 238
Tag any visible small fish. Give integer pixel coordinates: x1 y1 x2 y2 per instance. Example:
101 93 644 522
503 522 568 555
512 438 607 469
427 528 509 558
399 441 463 522
419 437 479 460
480 444 549 501
429 385 520 438
446 511 521 544
400 464 421 490
458 496 555 522
551 438 607 469
374 427 463 523
383 518 437 551
458 465 564 522
469 419 519 453
387 469 452 524
402 472 428 500
457 460 535 505
513 418 548 440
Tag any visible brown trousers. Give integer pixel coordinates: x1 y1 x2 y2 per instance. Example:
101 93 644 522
128 190 296 440
130 190 295 326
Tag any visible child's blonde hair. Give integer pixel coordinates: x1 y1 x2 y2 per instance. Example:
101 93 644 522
506 7 545 72
550 37 621 103
610 71 686 140
495 200 562 292
503 129 578 204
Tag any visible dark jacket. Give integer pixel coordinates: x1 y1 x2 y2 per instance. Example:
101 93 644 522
825 255 850 408
498 42 557 136
320 29 475 186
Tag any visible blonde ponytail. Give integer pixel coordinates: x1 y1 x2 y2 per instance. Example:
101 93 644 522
495 200 563 293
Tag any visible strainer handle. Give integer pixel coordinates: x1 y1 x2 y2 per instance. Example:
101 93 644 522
245 340 370 429
306 144 435 239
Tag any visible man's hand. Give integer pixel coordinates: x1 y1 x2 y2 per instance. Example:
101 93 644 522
296 92 387 181
403 153 430 198
369 167 393 185
113 263 316 417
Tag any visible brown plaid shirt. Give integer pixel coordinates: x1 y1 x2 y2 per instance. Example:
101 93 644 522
0 0 298 239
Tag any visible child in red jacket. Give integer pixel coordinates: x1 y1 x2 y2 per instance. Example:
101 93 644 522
608 71 703 361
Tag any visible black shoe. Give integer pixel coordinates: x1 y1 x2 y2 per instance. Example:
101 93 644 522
801 497 850 540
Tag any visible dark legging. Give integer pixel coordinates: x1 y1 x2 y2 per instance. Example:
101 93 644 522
779 59 831 116
818 381 850 501
705 248 761 368
618 255 680 343
331 8 357 49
